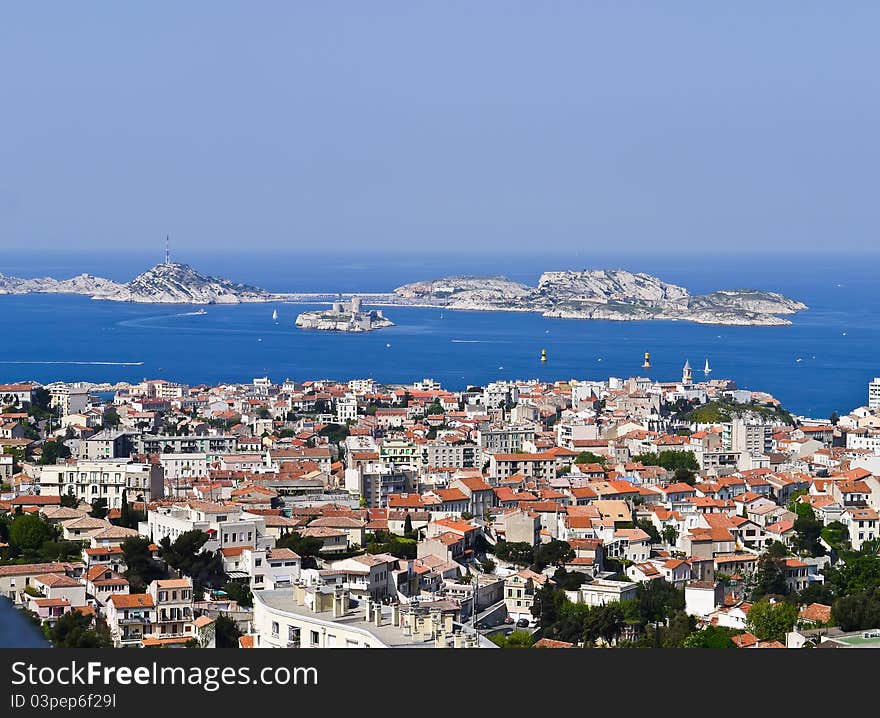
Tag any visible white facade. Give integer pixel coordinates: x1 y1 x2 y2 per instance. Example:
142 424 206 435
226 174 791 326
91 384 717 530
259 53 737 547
159 453 209 480
38 459 164 508
869 377 880 410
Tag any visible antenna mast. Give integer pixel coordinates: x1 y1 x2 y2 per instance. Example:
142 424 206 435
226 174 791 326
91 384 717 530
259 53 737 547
165 235 170 265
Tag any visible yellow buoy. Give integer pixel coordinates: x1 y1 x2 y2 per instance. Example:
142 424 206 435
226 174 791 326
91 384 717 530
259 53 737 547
540 348 547 362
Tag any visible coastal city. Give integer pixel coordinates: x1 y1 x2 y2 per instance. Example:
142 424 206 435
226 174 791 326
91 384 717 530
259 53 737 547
3 366 880 650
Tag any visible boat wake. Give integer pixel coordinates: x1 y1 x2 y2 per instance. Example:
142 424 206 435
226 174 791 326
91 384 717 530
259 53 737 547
450 339 485 343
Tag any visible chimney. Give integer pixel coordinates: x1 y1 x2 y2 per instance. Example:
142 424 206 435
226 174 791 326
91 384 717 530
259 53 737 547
453 632 464 649
332 586 343 618
392 603 400 626
364 596 373 622
374 606 383 627
341 589 350 616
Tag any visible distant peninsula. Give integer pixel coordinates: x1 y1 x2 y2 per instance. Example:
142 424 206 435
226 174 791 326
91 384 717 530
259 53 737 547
0 261 270 305
389 270 808 326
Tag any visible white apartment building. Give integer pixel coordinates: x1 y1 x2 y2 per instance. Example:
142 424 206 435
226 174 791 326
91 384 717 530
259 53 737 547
336 394 358 424
846 430 880 454
477 425 536 460
240 547 302 592
138 433 237 456
38 459 164 508
159 452 209 480
250 585 489 649
347 378 376 394
488 452 557 483
421 439 478 469
870 377 880 410
143 501 271 551
729 418 774 456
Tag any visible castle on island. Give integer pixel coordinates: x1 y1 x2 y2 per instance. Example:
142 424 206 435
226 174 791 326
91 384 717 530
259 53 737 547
295 295 394 332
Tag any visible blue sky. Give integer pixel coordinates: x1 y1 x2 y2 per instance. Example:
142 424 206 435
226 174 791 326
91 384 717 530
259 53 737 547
1 2 878 255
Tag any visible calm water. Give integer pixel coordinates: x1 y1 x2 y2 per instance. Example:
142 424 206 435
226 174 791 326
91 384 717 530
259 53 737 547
0 600 50 648
0 251 877 418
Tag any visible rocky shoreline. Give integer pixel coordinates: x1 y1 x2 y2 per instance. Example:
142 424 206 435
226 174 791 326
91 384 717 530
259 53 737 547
390 270 808 326
0 264 808 325
0 262 270 304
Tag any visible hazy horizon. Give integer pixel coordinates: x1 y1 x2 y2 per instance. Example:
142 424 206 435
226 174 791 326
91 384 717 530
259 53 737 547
2 3 879 255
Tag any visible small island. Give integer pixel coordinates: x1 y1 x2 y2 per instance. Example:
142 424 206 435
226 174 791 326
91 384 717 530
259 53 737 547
295 296 394 332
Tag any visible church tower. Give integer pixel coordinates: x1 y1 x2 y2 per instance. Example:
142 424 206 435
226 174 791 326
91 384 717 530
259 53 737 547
682 359 693 387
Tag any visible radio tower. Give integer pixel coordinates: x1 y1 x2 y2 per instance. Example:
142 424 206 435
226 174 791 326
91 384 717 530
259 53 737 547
164 235 170 265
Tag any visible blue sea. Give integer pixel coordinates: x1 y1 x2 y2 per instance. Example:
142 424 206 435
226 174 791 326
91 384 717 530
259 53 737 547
0 600 50 648
0 250 877 419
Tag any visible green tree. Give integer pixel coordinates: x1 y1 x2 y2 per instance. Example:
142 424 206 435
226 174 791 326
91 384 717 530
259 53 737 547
222 581 253 608
89 498 109 520
531 583 565 631
681 625 738 648
494 541 534 567
276 532 326 562
533 540 575 571
673 467 696 486
403 514 414 539
38 438 71 465
583 602 625 646
9 513 53 553
214 615 243 648
793 505 824 557
38 540 83 563
59 494 80 509
49 611 112 648
832 587 880 632
636 519 661 544
102 408 121 428
746 600 798 642
825 553 880 596
662 525 679 546
632 450 699 473
490 629 533 648
426 401 444 415
159 530 225 592
821 521 850 552
117 490 146 529
751 554 788 600
121 536 165 593
575 452 607 466
634 580 685 625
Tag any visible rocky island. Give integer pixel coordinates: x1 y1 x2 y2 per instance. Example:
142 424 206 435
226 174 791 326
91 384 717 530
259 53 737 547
391 269 807 326
295 296 394 332
0 261 270 304
0 260 807 325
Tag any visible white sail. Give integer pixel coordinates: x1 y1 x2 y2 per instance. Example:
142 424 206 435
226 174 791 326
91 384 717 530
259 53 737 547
704 358 711 375
272 309 278 321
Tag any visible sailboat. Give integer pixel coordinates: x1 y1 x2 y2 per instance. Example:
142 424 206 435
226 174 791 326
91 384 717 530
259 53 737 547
272 309 278 322
704 358 712 376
